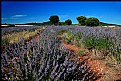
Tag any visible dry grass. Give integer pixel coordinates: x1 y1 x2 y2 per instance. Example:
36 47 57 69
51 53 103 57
2 28 43 44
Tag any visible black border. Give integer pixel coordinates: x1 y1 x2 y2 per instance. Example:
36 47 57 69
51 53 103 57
1 0 121 1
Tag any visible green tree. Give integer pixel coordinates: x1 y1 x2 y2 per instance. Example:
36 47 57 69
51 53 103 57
85 17 100 27
49 15 59 25
65 19 72 25
76 16 87 26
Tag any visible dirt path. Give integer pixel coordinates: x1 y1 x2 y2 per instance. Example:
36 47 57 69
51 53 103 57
61 42 121 81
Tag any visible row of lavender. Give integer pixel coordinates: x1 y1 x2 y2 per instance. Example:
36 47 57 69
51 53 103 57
50 26 121 63
54 26 121 48
1 26 45 36
1 27 95 81
1 26 42 32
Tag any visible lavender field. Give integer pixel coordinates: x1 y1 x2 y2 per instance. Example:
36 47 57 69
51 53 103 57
1 26 42 31
1 26 121 81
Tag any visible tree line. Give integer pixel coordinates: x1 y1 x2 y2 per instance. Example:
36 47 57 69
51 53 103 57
49 15 100 26
2 16 100 27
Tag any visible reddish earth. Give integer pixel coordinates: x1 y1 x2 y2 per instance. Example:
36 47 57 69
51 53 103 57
61 42 121 81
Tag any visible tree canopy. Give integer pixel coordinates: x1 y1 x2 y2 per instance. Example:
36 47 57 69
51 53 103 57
65 19 72 25
48 15 100 26
76 16 87 26
85 17 100 27
49 15 59 25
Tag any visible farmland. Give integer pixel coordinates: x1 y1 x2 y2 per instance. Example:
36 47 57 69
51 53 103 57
1 26 121 81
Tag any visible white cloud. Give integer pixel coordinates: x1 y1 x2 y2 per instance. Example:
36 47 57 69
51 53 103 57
12 15 27 18
2 14 27 20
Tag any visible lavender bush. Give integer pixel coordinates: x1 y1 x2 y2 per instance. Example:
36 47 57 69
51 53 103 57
1 28 94 81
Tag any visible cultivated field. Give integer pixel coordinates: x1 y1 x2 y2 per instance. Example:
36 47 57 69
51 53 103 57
1 26 121 81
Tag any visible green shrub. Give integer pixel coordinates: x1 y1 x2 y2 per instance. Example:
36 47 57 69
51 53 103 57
82 37 97 49
74 32 82 40
82 36 114 50
96 38 114 50
66 39 72 44
77 50 85 56
58 30 67 35
70 32 83 47
65 31 74 44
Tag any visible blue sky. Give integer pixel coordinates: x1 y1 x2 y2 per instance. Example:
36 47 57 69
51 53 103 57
1 1 121 25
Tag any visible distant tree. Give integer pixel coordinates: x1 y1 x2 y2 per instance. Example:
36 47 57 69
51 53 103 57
76 16 87 26
85 17 100 27
65 19 72 25
49 15 59 25
59 22 66 26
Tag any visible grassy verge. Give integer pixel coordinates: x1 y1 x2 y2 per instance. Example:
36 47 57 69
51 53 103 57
1 27 45 46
